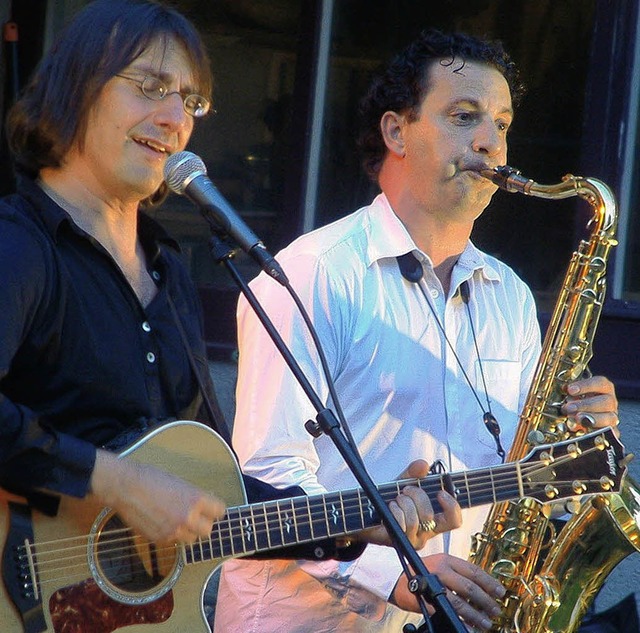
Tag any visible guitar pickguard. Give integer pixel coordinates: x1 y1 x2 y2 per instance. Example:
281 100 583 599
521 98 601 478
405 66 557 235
49 579 173 633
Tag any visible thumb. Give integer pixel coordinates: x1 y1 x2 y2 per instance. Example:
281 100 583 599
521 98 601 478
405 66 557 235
397 459 430 480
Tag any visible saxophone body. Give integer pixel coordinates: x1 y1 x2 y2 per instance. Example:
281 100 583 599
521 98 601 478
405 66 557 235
469 166 636 633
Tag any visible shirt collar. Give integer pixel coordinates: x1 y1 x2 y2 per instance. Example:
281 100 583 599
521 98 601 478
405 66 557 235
366 191 503 284
16 173 180 255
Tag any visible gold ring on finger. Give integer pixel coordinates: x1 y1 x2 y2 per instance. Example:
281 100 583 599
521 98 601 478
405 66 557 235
419 519 437 533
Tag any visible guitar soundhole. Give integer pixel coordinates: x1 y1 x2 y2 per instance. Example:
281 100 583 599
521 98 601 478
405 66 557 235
90 511 182 604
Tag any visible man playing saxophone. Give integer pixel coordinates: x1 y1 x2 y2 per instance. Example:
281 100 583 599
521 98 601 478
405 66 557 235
215 29 619 633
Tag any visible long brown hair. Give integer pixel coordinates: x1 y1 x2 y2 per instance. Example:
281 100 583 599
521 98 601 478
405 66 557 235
7 0 212 207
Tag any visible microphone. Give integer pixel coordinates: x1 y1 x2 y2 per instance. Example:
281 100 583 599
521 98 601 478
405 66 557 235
396 252 423 283
164 151 288 285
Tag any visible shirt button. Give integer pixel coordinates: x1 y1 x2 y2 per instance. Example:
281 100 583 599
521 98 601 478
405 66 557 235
142 321 151 333
430 289 439 299
146 352 156 363
151 270 161 281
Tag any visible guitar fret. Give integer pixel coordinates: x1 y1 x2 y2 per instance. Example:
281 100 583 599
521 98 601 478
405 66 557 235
276 499 284 546
229 510 238 556
216 515 225 558
291 499 300 543
277 499 296 545
325 493 344 536
308 493 330 540
489 465 497 503
516 461 524 498
235 509 246 554
356 489 365 530
262 503 273 551
323 495 331 536
463 470 472 507
291 497 312 543
306 496 315 541
184 542 194 565
249 503 269 552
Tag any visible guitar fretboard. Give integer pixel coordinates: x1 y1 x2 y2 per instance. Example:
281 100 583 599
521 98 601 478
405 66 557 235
184 462 523 564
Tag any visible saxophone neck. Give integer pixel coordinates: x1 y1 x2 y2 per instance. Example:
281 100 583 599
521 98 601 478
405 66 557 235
481 165 618 236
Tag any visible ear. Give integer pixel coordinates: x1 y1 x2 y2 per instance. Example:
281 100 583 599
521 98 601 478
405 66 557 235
380 110 407 158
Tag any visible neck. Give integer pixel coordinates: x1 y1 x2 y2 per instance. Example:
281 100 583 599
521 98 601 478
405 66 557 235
39 170 139 252
39 170 158 307
382 193 469 294
432 255 461 296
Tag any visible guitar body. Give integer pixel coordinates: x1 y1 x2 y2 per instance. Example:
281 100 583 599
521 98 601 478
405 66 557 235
0 421 246 633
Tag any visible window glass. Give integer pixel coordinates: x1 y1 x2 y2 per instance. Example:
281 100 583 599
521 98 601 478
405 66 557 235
624 136 640 302
150 1 303 287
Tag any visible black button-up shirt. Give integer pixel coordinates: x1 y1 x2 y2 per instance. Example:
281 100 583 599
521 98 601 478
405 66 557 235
0 175 211 498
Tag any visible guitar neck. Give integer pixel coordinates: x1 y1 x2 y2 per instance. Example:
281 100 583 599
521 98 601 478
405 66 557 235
184 461 522 564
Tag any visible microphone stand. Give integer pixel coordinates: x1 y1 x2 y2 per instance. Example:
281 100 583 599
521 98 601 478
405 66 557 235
206 230 466 633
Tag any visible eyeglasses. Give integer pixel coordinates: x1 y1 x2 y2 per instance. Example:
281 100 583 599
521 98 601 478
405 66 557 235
115 74 211 118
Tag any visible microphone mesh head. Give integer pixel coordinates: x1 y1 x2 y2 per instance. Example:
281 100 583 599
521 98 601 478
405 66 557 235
164 151 207 194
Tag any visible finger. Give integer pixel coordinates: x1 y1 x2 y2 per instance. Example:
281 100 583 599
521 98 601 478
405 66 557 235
396 459 430 480
201 496 227 521
174 525 199 545
444 589 498 632
566 375 616 397
563 406 619 430
564 391 616 411
388 499 407 532
433 558 504 615
400 485 434 518
435 490 462 530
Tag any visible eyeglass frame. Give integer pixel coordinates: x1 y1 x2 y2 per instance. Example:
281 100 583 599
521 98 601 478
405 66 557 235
115 74 212 118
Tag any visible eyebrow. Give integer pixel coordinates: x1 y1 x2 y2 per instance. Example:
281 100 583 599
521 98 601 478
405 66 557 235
451 98 513 118
124 63 198 95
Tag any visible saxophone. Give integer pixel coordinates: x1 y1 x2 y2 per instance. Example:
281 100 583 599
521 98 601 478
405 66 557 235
469 166 638 633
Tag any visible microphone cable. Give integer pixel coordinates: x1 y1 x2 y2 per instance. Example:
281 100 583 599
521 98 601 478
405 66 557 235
397 253 505 463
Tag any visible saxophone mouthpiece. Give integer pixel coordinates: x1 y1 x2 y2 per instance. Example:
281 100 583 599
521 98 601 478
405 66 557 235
480 165 534 194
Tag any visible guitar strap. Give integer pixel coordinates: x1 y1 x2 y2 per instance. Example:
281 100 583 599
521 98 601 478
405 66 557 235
167 294 233 445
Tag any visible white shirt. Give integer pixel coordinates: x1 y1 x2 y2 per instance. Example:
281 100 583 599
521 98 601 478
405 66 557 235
215 193 541 632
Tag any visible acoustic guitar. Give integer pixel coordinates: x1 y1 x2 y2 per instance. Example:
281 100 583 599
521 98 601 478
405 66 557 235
0 421 627 632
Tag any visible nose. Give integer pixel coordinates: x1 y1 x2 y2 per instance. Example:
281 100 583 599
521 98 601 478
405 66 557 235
153 92 192 132
472 118 504 158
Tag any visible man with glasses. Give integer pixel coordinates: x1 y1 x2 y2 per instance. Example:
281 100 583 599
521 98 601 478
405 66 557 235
1 0 222 549
0 2 456 628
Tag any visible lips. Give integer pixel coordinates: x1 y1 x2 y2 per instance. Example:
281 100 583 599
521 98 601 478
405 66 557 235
461 160 493 173
133 136 172 154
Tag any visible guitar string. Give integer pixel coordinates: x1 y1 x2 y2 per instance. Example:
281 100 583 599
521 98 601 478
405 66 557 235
26 476 605 593
20 450 594 565
18 452 603 588
22 458 549 558
23 465 533 581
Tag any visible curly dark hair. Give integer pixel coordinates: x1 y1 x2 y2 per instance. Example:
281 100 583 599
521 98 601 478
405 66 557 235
6 0 212 207
357 29 524 182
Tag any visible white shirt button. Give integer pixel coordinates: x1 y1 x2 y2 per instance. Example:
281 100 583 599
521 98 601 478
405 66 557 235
146 352 156 363
142 321 151 333
430 289 439 299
